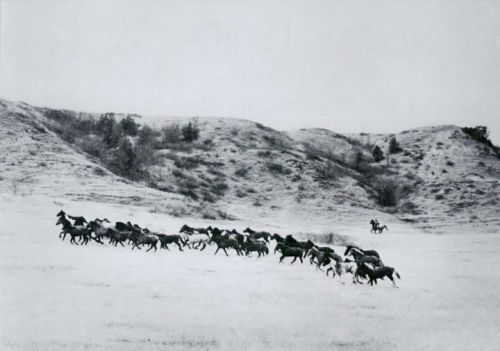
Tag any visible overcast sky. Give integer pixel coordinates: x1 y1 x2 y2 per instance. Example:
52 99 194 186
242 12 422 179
1 0 499 143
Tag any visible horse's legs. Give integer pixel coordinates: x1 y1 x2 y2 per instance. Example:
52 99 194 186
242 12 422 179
290 256 297 264
279 255 285 263
200 243 206 251
214 247 220 255
146 244 153 252
223 248 229 256
176 241 183 251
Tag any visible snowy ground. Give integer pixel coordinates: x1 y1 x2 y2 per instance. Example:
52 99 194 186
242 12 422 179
1 195 499 351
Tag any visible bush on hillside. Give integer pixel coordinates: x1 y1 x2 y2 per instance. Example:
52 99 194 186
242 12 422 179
162 124 182 144
389 136 403 154
182 119 200 142
375 180 399 207
137 125 157 146
266 162 292 175
372 145 384 162
119 115 139 136
462 126 499 154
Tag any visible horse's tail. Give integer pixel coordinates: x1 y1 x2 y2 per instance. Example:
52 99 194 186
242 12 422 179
395 270 401 280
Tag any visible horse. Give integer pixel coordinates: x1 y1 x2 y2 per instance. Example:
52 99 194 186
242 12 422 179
185 233 211 250
86 220 114 244
108 229 131 247
344 245 380 259
115 221 131 232
315 246 335 254
132 233 158 252
211 235 242 256
243 238 269 257
370 219 388 234
307 247 334 270
325 257 364 284
207 226 223 236
275 243 306 264
155 234 187 251
284 235 315 251
180 224 209 235
270 233 285 243
243 228 271 243
56 216 91 245
56 210 87 226
346 247 384 267
363 263 401 287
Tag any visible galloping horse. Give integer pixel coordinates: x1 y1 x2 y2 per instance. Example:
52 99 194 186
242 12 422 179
243 228 271 243
370 219 388 234
57 210 88 226
56 216 92 245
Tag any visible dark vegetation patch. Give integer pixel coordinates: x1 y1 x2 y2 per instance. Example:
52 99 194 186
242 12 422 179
462 126 499 155
266 162 292 175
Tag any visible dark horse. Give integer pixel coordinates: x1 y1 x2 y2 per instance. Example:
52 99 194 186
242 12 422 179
56 216 91 245
270 233 285 243
275 243 306 264
370 219 388 234
363 263 401 287
211 235 242 256
155 234 187 251
243 228 271 243
180 224 210 235
284 235 315 251
57 210 88 226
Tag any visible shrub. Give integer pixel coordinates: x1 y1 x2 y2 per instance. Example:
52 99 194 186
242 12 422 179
314 163 337 182
462 126 495 148
79 135 104 158
257 150 272 158
173 156 201 170
182 119 200 142
97 113 120 147
210 181 229 196
236 189 247 198
266 162 292 175
389 136 403 154
372 145 384 162
119 115 139 136
234 167 248 177
263 134 287 149
375 180 398 207
138 125 157 146
446 160 454 167
162 124 182 144
109 137 141 178
201 190 216 203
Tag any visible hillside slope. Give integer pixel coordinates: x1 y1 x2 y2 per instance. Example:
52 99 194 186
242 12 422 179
0 98 498 233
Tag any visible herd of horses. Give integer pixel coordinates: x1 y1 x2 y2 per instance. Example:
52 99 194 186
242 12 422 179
56 210 401 287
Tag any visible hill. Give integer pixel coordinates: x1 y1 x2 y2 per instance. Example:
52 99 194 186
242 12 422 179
0 98 498 233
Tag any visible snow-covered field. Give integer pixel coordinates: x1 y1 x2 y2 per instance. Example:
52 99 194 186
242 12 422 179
1 195 499 351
